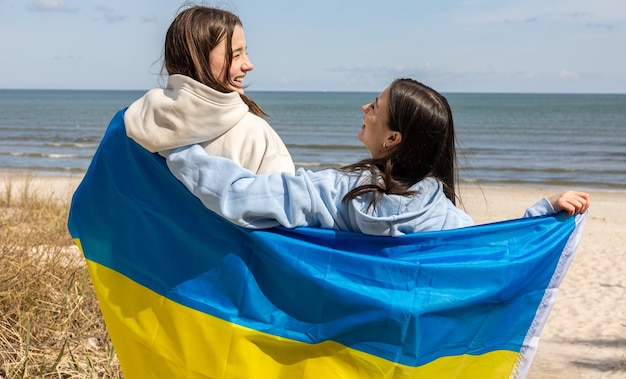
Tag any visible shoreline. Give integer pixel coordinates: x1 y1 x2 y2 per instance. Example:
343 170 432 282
2 166 625 194
3 168 626 194
2 172 625 378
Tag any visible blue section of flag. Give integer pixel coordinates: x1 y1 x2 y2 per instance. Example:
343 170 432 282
68 109 581 367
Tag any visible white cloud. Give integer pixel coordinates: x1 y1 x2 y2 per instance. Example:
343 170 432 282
53 54 82 61
559 69 580 80
587 22 615 30
27 0 78 13
95 5 126 23
102 12 126 23
512 70 539 80
451 0 626 26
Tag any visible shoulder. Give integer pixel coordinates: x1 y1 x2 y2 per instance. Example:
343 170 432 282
411 176 444 195
234 113 289 149
237 112 275 132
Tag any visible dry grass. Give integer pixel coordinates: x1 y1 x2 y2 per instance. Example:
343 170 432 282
0 177 122 378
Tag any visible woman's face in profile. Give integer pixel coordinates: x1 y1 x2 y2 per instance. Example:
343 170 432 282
358 87 396 159
209 25 254 95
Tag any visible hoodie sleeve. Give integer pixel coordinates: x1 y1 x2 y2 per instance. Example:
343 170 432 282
163 145 343 230
523 197 557 217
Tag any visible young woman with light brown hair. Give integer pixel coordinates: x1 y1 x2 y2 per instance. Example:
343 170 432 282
123 5 295 175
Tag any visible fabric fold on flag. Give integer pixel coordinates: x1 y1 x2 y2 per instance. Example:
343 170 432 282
68 109 587 378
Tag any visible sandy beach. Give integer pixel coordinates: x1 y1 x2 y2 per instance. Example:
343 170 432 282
3 172 625 378
461 185 626 378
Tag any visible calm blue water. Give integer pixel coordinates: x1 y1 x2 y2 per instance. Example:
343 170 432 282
1 89 624 190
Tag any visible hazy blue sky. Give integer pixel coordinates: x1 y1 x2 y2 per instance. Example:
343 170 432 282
1 0 624 93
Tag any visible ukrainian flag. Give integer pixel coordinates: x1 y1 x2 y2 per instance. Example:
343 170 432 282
68 109 587 378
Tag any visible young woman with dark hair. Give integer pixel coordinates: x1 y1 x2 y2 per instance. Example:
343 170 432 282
163 78 590 236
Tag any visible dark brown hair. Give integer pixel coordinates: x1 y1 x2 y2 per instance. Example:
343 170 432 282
342 78 457 208
163 5 266 117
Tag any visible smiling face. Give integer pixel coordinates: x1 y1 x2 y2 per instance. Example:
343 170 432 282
357 86 402 158
209 25 253 95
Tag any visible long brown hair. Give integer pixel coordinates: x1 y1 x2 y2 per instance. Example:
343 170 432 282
163 4 267 118
342 78 458 208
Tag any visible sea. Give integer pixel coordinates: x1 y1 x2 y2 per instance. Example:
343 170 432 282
0 89 625 191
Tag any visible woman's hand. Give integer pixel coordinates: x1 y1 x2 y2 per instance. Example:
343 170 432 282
547 190 590 216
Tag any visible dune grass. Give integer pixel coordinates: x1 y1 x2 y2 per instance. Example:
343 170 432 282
0 177 122 378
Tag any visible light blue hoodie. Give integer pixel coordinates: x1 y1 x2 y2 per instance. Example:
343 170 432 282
163 145 555 236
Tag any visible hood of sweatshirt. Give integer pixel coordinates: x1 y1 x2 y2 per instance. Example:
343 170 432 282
348 176 473 236
124 74 249 152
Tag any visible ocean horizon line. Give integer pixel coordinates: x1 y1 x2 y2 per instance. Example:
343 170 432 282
2 90 623 191
1 88 625 96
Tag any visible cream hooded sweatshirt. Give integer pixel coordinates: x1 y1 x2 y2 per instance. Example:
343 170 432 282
125 74 294 175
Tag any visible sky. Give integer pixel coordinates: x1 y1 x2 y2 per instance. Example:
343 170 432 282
1 0 625 93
